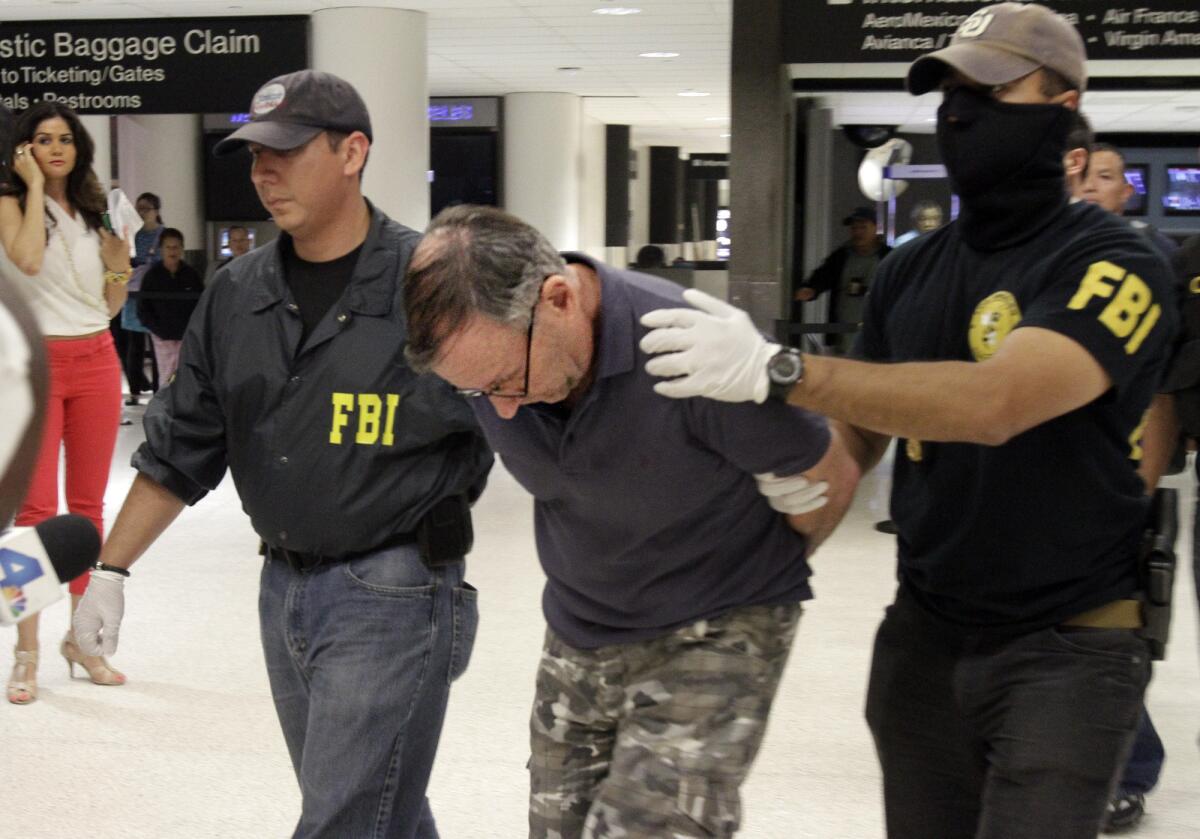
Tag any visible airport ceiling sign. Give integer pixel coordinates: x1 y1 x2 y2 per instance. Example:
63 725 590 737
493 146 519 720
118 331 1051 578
0 17 308 114
786 1 1200 70
688 153 729 180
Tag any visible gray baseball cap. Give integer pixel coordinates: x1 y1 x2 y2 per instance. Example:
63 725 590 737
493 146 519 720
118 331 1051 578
214 70 373 157
907 2 1087 96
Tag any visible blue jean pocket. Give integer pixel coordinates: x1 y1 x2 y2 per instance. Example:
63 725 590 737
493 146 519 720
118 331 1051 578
448 582 479 684
342 547 436 596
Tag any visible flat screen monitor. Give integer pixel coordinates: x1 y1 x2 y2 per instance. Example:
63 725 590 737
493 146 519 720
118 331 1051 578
202 133 271 222
430 131 498 217
716 207 731 260
217 227 256 259
1122 164 1148 216
1163 165 1200 215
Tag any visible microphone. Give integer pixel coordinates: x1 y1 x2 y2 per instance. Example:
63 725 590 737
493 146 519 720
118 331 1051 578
0 514 100 625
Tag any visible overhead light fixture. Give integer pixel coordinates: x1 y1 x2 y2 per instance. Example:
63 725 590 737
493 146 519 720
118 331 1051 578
558 67 582 74
639 52 679 59
593 6 642 15
720 133 731 138
678 90 710 97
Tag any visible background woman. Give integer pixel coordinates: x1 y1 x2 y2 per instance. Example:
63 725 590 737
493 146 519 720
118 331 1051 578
119 191 163 403
0 102 132 704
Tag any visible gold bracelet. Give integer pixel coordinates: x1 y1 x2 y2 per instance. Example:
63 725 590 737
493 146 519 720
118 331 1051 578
104 269 132 286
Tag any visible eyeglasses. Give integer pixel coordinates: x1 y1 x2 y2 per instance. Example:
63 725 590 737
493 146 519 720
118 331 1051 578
455 288 541 400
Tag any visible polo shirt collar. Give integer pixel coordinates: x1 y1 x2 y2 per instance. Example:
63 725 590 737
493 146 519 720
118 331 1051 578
563 252 635 381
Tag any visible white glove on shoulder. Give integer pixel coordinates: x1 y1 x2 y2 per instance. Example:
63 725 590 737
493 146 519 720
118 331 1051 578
754 471 829 515
72 570 126 657
639 288 778 403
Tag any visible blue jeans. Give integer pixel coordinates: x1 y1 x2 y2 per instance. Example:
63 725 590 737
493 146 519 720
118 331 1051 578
259 544 479 839
1117 708 1165 795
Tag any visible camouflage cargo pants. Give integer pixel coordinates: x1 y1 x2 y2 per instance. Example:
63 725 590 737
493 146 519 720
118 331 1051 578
529 602 801 838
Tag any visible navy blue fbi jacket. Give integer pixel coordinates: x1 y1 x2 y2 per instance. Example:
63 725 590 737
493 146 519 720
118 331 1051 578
471 256 831 649
133 203 494 557
857 201 1178 632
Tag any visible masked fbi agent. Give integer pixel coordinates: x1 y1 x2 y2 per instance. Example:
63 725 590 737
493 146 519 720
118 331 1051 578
72 71 493 838
638 5 1178 837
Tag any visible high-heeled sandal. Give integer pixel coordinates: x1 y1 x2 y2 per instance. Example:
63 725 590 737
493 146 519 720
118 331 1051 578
61 633 126 686
7 648 38 704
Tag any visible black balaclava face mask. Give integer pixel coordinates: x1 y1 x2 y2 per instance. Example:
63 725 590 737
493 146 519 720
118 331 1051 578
936 85 1074 250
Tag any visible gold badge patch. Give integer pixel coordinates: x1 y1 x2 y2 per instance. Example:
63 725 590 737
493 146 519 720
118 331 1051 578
968 291 1022 361
905 439 923 462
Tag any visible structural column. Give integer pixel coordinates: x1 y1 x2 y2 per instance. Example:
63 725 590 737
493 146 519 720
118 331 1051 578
312 6 429 230
503 92 582 250
79 115 112 193
648 146 684 260
730 0 794 335
604 124 631 267
115 115 202 246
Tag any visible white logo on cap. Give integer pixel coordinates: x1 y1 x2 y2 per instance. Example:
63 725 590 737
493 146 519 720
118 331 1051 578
957 10 994 39
252 83 287 117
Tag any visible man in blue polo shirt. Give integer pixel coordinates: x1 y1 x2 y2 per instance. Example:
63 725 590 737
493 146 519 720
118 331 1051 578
403 205 858 838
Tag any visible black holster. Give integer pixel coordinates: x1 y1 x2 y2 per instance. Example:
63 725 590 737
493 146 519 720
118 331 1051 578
1140 487 1178 661
417 494 474 567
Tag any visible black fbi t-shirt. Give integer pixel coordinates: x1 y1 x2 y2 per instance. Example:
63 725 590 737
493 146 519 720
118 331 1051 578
281 239 363 343
856 201 1178 631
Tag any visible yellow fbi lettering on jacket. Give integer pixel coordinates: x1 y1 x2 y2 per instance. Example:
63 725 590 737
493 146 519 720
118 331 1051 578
1068 260 1161 354
329 393 401 445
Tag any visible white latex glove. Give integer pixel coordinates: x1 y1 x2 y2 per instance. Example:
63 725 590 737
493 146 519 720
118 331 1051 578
72 570 126 657
754 471 829 515
639 288 778 403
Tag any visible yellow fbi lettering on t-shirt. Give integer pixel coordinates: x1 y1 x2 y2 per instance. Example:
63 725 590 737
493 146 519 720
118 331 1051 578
1067 260 1161 354
1128 410 1149 462
329 392 401 446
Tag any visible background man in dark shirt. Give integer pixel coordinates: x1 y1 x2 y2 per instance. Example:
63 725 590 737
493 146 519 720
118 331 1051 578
73 71 492 838
639 5 1177 837
402 205 859 838
793 206 892 353
137 227 203 383
1073 139 1178 834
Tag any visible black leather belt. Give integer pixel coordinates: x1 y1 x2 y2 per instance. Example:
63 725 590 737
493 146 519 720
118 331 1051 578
266 531 417 573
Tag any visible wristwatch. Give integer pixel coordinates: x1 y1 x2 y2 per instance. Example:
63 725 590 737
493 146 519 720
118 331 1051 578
767 347 804 401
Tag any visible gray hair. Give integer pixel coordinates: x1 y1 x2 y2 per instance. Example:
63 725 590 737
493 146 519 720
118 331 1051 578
404 204 566 372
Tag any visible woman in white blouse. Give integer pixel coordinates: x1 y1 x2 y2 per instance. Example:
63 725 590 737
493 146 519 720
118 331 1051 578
0 102 132 704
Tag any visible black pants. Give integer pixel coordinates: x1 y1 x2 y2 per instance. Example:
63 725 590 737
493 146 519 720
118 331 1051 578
111 315 156 394
865 590 1150 839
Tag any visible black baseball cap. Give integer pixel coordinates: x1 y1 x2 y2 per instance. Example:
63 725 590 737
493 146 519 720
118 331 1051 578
843 206 877 225
214 70 373 157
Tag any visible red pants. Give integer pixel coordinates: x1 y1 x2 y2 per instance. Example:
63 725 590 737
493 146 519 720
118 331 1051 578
15 332 121 595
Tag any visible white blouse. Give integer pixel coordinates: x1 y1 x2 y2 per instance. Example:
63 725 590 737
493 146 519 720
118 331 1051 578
1 198 110 337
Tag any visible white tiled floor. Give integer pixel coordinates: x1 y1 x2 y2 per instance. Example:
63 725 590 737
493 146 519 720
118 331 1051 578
6 412 1200 838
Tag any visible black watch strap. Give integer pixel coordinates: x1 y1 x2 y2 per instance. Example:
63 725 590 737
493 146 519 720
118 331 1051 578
94 561 130 577
767 347 804 401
